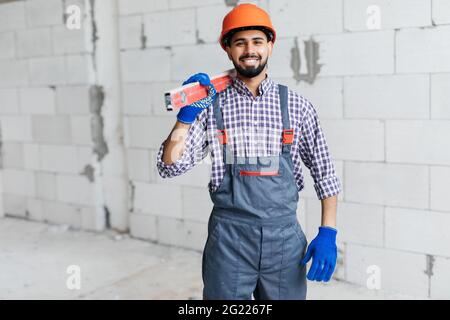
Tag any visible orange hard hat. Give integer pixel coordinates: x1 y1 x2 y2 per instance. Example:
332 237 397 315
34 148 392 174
219 3 276 51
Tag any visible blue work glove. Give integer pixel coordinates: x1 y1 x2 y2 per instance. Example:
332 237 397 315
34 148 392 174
300 226 338 282
176 73 217 124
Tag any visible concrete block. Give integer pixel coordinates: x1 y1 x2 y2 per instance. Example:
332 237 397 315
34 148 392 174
144 9 196 47
36 171 57 200
119 15 143 50
336 202 384 247
345 75 430 119
80 206 99 231
129 212 158 242
432 0 450 25
2 194 27 217
386 120 450 165
271 0 343 36
196 5 230 43
122 83 152 115
385 207 450 257
29 56 66 86
148 149 157 182
321 119 384 161
2 169 36 197
118 0 169 15
25 0 63 27
316 30 395 76
0 60 28 87
76 146 94 173
0 89 19 114
344 0 431 31
150 81 180 117
345 162 429 209
40 144 79 174
65 54 93 84
303 198 322 241
169 0 223 9
23 143 40 171
127 148 151 182
171 44 230 81
133 182 182 218
157 216 207 251
155 158 212 189
0 1 26 32
52 25 88 55
397 26 450 73
430 256 450 299
42 200 82 228
181 186 213 223
260 37 292 79
302 160 344 201
32 115 72 144
56 86 90 114
0 115 32 142
277 77 343 119
56 174 95 206
431 74 450 119
16 28 52 58
0 32 15 59
126 116 174 149
27 198 44 221
346 243 429 298
2 142 24 169
120 48 171 82
20 87 56 115
430 166 450 212
70 115 92 145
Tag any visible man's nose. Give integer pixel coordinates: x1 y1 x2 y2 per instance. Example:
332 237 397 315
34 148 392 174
243 42 257 55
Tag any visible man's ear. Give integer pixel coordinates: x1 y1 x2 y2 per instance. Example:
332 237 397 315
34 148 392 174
267 41 273 57
225 46 232 61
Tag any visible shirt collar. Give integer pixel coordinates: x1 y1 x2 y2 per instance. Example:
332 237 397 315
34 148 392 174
231 74 275 98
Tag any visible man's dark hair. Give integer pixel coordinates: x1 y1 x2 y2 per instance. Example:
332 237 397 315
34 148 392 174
222 26 273 48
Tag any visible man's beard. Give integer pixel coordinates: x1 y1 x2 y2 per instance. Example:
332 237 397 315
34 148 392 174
232 56 268 78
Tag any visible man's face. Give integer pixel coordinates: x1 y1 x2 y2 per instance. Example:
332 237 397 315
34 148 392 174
225 29 273 79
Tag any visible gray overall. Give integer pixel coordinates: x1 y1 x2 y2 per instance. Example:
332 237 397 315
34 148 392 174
202 84 308 300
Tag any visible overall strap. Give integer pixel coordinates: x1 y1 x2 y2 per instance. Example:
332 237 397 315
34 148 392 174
212 95 228 163
278 84 294 154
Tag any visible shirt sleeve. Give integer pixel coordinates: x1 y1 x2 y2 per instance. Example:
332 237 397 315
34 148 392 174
298 101 341 200
156 109 209 178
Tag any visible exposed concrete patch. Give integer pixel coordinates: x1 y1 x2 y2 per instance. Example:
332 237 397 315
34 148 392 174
290 37 302 82
129 180 135 213
104 205 111 229
195 30 205 44
89 85 109 162
425 254 435 297
80 164 95 182
290 37 322 85
140 22 147 49
89 0 98 71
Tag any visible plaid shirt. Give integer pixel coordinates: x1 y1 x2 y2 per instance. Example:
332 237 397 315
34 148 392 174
156 75 341 200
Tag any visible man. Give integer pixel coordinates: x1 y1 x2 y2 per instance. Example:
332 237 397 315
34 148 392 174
157 3 341 300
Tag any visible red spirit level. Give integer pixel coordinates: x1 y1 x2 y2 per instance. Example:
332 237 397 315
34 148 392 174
164 69 236 111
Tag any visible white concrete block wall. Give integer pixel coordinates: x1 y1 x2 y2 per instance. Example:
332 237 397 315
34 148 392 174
0 0 114 233
116 0 450 298
1 0 449 299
